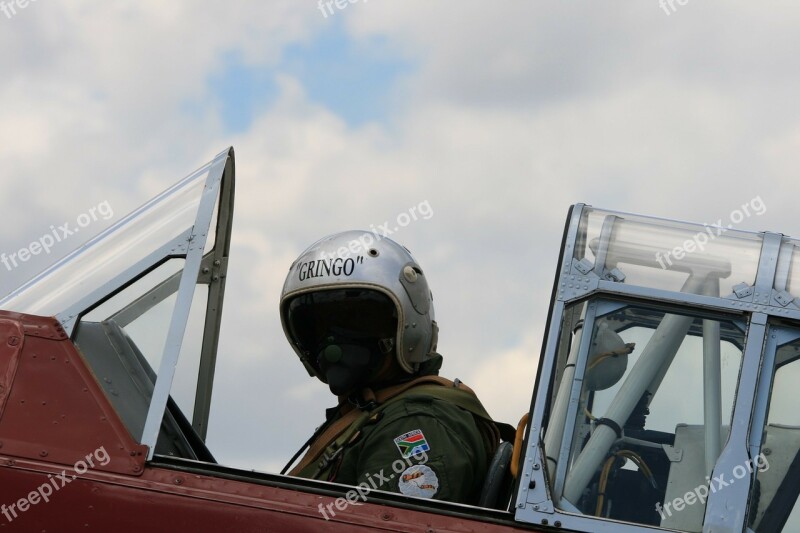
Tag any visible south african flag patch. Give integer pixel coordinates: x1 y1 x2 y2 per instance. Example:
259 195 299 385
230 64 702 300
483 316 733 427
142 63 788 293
393 429 430 458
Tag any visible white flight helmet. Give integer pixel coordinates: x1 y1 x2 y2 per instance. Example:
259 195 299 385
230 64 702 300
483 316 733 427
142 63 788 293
280 231 438 385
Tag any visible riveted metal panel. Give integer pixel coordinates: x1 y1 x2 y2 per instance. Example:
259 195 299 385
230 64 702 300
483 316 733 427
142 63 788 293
0 310 147 476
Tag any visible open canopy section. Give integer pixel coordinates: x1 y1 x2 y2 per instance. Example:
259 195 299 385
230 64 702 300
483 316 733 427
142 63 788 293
0 148 234 332
0 147 235 459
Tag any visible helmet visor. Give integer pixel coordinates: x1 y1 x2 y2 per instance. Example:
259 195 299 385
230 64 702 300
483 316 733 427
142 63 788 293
283 288 398 367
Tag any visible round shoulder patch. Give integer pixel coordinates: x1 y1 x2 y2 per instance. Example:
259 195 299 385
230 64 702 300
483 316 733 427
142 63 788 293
397 464 439 498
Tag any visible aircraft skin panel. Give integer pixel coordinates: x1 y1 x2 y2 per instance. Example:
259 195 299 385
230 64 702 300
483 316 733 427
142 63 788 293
0 461 536 531
0 309 540 532
0 310 148 476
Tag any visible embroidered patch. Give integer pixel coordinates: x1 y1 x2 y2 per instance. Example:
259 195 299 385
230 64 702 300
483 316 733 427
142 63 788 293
398 464 439 498
393 429 430 458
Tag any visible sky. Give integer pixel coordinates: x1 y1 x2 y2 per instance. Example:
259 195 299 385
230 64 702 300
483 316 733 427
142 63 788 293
1 1 800 474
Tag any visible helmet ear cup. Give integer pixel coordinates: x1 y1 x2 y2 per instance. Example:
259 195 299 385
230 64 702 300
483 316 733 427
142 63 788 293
429 321 439 354
399 263 431 314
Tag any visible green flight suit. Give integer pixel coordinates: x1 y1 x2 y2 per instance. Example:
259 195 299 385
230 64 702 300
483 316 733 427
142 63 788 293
333 389 489 503
293 355 494 505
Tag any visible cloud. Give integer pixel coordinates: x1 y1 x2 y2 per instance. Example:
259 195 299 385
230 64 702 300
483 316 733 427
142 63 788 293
2 1 800 473
464 335 540 426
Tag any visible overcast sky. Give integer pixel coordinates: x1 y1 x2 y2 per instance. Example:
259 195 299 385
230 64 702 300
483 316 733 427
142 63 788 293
1 2 800 472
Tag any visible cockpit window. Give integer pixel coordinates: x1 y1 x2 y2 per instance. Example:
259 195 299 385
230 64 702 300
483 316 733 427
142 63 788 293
73 256 214 461
576 207 762 298
78 258 209 422
0 164 211 322
544 299 745 532
748 334 800 532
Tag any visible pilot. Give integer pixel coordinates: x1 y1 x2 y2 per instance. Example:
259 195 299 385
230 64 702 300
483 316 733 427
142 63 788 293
279 231 505 504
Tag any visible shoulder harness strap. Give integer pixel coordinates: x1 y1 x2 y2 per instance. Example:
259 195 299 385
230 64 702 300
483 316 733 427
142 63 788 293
289 375 514 480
